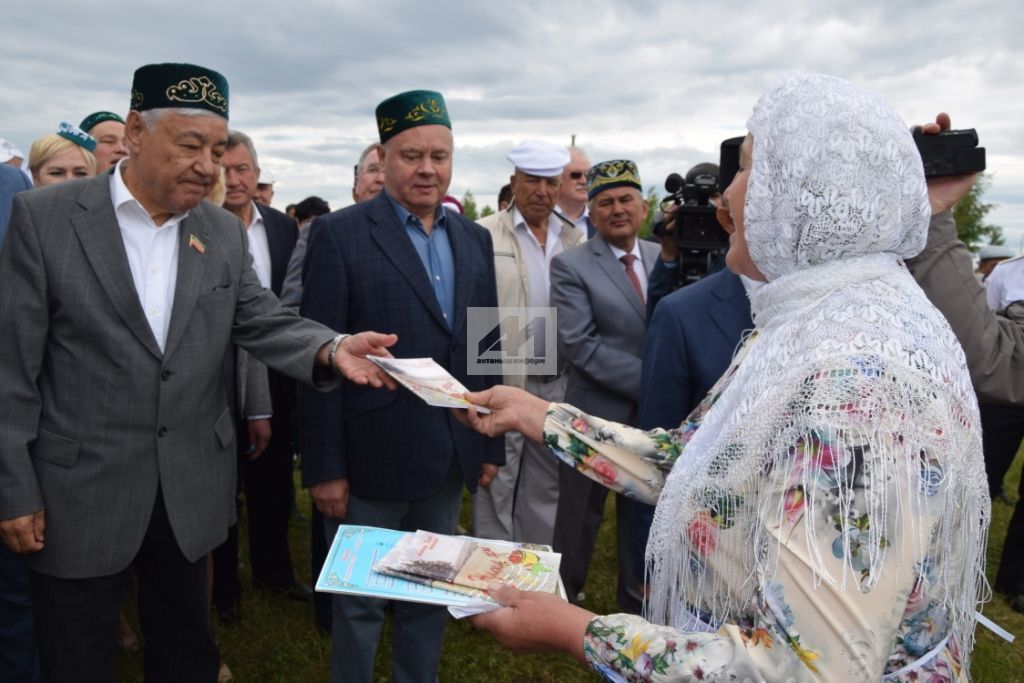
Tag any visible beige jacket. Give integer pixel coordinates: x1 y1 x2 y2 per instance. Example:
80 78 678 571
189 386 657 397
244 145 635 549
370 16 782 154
907 210 1024 404
477 207 584 387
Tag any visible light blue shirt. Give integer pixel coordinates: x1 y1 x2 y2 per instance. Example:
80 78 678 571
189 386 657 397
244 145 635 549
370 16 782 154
387 193 455 328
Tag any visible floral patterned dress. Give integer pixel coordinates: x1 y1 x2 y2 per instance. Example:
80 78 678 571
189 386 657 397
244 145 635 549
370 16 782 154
542 338 967 682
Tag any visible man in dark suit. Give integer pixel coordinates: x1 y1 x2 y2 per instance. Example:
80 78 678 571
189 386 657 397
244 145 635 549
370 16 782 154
299 90 503 683
549 160 660 614
0 63 395 683
211 130 307 621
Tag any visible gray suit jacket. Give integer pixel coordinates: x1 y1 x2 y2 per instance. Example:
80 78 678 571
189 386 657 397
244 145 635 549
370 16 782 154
0 172 337 578
550 236 660 424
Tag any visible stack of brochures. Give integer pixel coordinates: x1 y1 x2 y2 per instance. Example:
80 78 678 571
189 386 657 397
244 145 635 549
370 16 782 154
316 525 565 614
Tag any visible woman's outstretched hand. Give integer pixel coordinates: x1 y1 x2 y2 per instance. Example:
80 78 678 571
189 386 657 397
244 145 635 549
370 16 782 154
469 583 594 662
452 385 550 443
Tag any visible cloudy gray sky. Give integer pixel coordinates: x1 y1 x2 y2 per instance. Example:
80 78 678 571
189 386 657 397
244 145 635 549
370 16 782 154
6 1 1023 248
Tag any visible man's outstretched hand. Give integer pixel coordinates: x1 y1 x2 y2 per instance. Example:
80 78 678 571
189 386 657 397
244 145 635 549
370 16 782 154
320 331 399 389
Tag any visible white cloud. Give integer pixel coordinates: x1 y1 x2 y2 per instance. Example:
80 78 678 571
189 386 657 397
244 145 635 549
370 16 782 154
4 0 1021 248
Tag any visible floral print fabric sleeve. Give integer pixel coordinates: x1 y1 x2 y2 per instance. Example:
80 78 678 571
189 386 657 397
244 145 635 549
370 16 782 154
540 349 737 507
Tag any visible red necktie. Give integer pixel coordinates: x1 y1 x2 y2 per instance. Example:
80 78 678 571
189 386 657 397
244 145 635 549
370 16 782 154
620 254 645 303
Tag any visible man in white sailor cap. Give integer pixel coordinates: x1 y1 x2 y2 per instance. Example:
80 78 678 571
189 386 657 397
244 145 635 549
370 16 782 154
472 140 583 545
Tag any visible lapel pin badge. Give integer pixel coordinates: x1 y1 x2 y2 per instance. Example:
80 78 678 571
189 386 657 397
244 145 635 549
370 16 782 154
188 234 206 254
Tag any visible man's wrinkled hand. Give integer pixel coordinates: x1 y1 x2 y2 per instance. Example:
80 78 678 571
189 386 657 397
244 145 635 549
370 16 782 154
311 478 350 520
333 332 399 389
0 510 46 554
247 418 271 460
478 463 500 488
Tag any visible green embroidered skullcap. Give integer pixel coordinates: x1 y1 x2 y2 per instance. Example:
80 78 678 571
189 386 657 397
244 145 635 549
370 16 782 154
79 111 124 133
129 63 229 119
587 159 642 199
375 90 450 144
56 121 97 153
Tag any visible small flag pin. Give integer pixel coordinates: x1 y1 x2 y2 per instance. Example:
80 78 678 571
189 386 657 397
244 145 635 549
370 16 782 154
189 234 206 254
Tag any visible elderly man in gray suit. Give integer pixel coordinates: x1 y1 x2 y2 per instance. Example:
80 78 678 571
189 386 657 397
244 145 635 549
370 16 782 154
0 62 394 683
550 160 658 613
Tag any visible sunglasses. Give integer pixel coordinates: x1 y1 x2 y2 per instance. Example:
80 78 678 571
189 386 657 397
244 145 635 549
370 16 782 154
569 171 585 179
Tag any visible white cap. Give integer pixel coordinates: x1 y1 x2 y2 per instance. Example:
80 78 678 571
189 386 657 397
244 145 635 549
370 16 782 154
978 245 1017 261
0 138 24 164
506 140 570 177
258 169 276 186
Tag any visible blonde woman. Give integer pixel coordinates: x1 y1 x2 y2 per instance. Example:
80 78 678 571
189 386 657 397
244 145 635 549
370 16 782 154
28 122 97 187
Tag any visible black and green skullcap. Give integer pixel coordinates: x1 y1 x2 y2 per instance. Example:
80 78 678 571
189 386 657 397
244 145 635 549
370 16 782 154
79 111 125 133
56 121 97 153
587 159 642 199
129 63 229 119
375 90 450 144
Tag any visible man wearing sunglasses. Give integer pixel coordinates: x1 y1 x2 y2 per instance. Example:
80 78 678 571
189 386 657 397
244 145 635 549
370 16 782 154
555 146 593 238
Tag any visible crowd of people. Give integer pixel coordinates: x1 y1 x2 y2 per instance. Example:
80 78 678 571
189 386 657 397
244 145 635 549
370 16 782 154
0 61 1021 683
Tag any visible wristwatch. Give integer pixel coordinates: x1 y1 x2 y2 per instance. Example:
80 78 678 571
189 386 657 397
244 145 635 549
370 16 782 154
326 333 350 376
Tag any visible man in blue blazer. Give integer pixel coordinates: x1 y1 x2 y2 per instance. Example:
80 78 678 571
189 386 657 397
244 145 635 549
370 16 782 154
631 265 754 577
298 90 503 683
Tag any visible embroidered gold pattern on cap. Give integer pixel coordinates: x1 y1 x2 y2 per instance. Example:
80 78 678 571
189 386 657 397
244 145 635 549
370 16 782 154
404 98 447 123
165 76 228 114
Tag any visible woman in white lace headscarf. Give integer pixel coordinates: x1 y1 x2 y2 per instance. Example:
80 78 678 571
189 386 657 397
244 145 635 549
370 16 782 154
460 72 989 682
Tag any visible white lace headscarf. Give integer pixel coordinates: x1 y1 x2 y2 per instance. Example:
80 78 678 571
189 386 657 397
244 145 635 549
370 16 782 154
646 72 988 668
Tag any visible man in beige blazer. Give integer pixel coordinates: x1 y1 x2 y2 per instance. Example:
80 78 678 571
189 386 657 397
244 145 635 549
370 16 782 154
473 140 584 545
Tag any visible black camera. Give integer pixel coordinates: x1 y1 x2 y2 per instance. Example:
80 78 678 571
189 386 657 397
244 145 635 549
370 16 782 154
652 170 724 250
913 128 985 178
651 137 744 283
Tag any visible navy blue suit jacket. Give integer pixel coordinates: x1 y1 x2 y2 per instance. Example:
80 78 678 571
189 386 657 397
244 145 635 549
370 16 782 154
632 269 753 573
298 192 503 501
254 203 300 417
256 203 298 297
637 268 753 431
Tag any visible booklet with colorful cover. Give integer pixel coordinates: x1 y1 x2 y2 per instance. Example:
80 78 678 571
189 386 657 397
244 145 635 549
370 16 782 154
366 356 490 413
316 525 563 614
374 529 562 596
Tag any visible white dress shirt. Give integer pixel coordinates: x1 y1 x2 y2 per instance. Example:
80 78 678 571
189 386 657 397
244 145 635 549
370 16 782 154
512 208 570 309
111 160 187 352
243 202 272 289
556 203 589 234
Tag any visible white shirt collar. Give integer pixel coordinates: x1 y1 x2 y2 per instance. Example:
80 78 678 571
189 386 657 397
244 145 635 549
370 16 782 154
110 159 190 227
608 239 643 263
512 206 563 239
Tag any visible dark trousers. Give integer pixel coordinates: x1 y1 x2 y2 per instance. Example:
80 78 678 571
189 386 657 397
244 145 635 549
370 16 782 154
984 404 1024 594
0 543 38 682
29 490 218 683
981 403 1024 498
211 412 297 616
311 504 332 632
552 464 643 614
244 409 297 589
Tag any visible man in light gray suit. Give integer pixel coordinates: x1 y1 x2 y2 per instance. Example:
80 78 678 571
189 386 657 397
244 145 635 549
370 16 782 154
550 160 658 613
0 62 394 683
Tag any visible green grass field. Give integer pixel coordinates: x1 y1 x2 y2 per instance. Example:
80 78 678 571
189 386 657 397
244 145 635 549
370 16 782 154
117 455 1024 681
